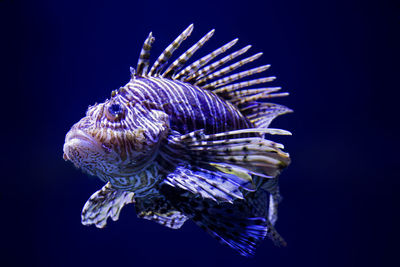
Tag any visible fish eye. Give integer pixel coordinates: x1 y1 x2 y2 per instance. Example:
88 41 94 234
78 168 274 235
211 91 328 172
106 103 124 121
109 104 122 116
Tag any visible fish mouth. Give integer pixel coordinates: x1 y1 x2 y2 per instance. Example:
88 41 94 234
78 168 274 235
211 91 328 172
63 129 100 161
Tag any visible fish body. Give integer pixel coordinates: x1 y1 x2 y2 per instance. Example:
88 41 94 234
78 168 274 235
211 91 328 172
63 24 292 256
124 77 251 134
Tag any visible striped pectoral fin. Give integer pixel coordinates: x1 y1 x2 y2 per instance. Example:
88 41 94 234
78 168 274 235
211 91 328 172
164 165 247 203
162 128 290 203
81 182 135 228
174 128 291 180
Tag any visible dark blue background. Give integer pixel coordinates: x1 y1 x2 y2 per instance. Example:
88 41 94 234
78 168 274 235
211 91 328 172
1 0 399 266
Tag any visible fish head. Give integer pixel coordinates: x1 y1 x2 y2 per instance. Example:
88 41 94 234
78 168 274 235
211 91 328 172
63 93 169 182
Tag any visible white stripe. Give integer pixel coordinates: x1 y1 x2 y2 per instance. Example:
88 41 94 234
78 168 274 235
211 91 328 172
133 79 161 103
150 78 188 127
179 82 206 129
164 79 197 130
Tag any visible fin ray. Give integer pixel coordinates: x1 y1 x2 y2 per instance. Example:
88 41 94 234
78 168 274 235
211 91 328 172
148 24 194 76
136 32 155 76
162 187 286 257
174 38 238 80
165 165 246 202
203 65 270 90
135 196 188 229
195 52 263 86
134 24 291 126
81 182 135 228
162 29 215 78
187 45 252 82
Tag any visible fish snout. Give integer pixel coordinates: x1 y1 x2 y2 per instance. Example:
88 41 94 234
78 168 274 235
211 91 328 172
63 129 100 164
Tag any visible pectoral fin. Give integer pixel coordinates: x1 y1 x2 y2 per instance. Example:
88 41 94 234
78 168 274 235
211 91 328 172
164 165 248 203
160 128 290 202
81 182 135 228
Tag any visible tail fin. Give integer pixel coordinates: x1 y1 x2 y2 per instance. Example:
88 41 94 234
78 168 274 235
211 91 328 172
162 186 285 257
191 208 269 257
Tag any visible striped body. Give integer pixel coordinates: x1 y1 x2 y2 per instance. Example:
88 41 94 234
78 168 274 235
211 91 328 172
64 24 292 257
121 77 251 135
102 77 253 192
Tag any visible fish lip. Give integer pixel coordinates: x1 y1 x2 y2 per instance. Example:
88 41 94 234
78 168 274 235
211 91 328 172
63 129 101 160
65 129 97 145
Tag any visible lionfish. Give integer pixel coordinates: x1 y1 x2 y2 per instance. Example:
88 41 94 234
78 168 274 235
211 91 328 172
63 24 292 257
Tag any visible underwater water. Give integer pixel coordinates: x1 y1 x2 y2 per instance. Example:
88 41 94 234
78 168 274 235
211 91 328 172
1 0 398 266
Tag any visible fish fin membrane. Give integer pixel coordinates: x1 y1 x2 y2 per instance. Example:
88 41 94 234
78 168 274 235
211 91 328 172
243 188 284 240
135 195 189 229
166 128 291 180
163 187 286 257
164 165 248 203
243 102 293 128
258 177 281 226
81 182 135 228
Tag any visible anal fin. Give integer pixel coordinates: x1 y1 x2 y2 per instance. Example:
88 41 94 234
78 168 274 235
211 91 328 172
135 195 188 229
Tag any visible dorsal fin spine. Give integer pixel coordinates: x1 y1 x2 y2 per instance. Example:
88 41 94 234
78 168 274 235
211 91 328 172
228 87 283 102
195 52 263 86
137 32 155 77
148 24 194 77
135 24 291 129
187 45 252 82
174 38 239 81
162 29 215 78
214 77 276 94
233 92 290 106
204 65 271 90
